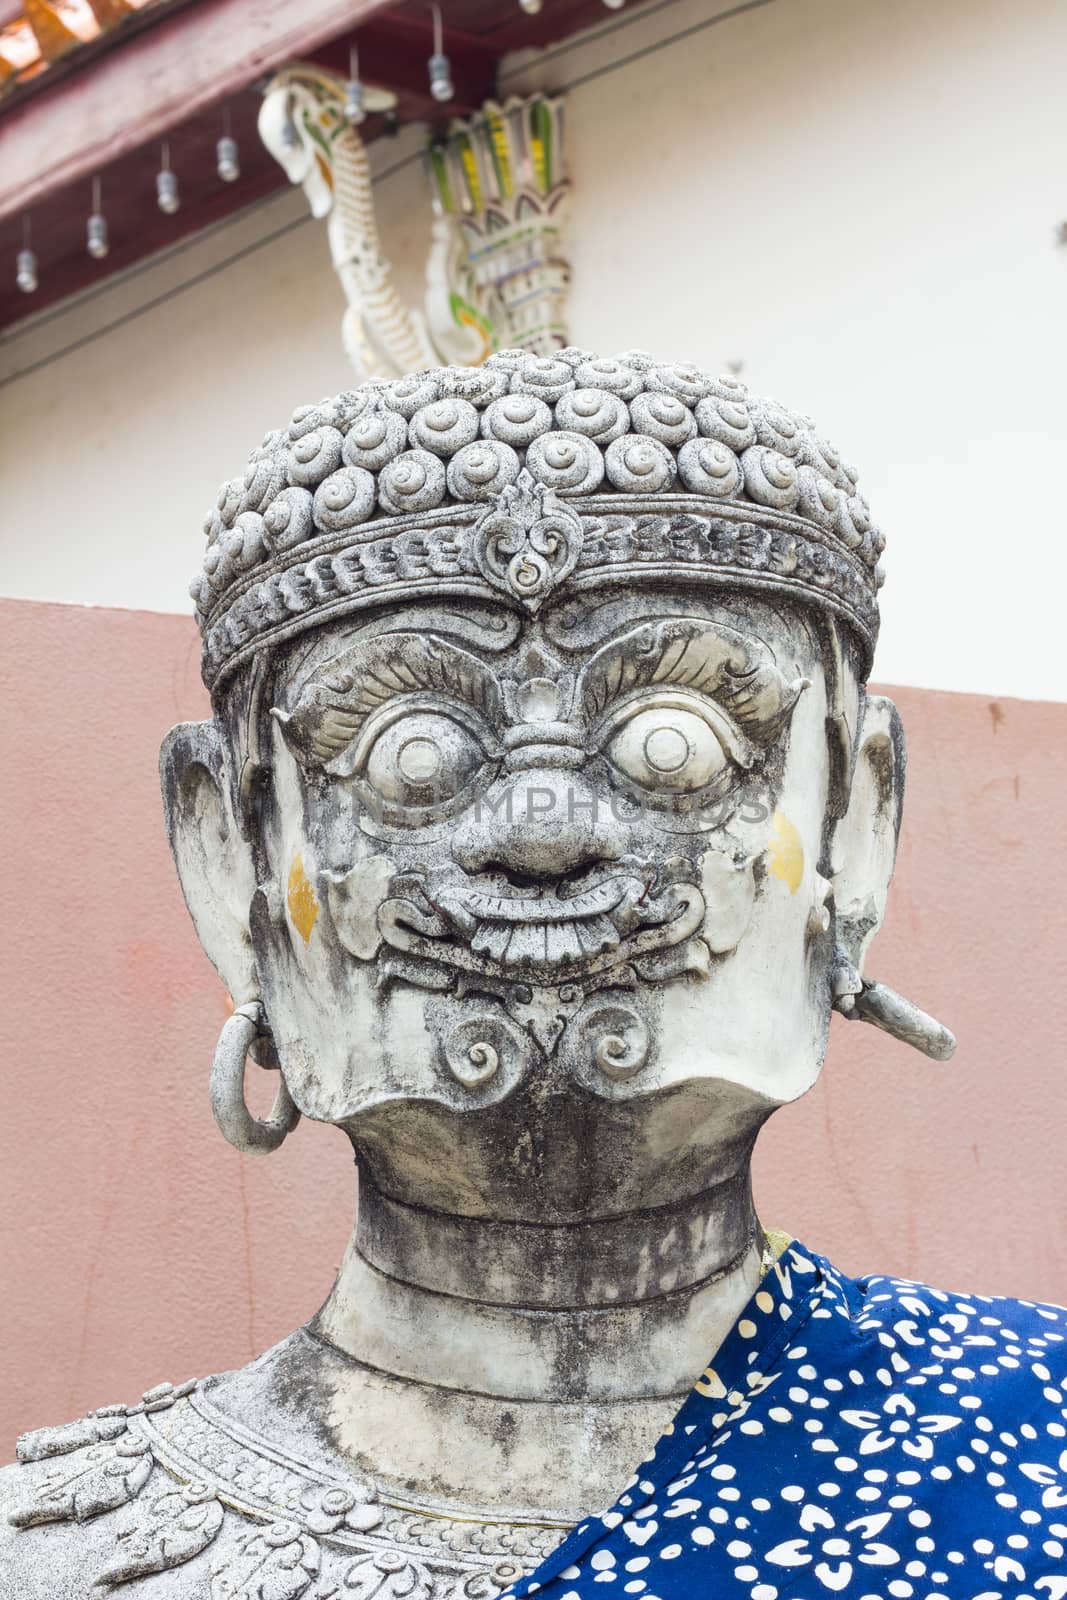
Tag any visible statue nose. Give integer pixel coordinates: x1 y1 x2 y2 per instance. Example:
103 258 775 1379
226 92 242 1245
453 767 625 879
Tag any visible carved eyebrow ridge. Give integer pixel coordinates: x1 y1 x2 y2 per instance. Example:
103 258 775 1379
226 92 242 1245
661 636 694 680
272 632 503 770
609 656 625 700
577 619 807 749
361 669 403 699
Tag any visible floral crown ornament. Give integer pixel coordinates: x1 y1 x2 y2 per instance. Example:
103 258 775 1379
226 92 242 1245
191 349 885 694
471 470 582 613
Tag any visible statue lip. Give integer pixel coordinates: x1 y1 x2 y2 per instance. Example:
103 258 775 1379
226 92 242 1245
377 863 705 977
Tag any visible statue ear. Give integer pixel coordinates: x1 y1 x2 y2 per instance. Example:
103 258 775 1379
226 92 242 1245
160 721 258 1003
829 693 905 976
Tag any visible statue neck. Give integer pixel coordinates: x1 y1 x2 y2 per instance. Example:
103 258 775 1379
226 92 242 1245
304 1159 764 1515
320 1164 760 1397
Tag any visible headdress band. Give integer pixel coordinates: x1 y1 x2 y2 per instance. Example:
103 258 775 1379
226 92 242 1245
192 349 884 692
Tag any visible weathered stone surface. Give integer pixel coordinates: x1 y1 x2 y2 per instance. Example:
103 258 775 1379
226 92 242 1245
2 353 952 1596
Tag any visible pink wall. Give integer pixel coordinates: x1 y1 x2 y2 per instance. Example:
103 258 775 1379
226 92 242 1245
2 596 1065 1454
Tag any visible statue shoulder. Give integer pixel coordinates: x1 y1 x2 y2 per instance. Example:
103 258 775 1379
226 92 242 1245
0 1452 130 1598
847 1263 1067 1424
0 1460 77 1598
0 1381 217 1597
0 1363 552 1597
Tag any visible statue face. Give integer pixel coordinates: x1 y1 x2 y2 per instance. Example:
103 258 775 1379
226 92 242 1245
216 586 860 1206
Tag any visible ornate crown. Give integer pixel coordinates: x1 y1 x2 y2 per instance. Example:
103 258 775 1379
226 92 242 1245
192 348 884 693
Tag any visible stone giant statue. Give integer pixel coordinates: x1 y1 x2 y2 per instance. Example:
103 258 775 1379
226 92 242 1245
3 350 1065 1600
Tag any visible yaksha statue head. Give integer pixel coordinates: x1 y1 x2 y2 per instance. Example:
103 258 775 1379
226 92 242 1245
165 347 951 1222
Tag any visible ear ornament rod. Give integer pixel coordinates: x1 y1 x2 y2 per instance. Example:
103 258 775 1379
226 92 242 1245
210 1001 301 1154
833 956 956 1063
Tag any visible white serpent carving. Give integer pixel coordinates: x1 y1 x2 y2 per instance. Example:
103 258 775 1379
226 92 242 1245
259 64 438 380
259 67 570 378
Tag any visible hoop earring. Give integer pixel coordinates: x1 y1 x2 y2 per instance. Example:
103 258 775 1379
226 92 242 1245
210 1001 300 1154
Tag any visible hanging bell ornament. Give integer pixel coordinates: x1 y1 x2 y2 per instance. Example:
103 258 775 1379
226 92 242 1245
216 134 240 182
427 7 453 103
157 145 180 214
16 246 38 294
87 213 109 259
344 77 365 123
87 176 108 259
428 52 454 102
157 169 180 213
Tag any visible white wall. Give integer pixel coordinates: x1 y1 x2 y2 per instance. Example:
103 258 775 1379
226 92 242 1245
2 0 1065 700
0 134 433 620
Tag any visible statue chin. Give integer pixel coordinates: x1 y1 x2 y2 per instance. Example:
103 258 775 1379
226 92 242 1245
249 897 834 1220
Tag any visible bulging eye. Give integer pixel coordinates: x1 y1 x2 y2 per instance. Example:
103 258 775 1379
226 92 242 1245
606 707 728 793
363 711 485 807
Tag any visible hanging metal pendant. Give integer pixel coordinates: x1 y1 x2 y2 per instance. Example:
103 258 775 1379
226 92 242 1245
86 214 109 259
428 53 454 102
156 142 180 215
427 5 454 102
87 176 108 259
16 246 38 294
216 135 240 182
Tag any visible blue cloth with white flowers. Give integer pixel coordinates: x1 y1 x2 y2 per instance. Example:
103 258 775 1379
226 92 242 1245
506 1241 1067 1600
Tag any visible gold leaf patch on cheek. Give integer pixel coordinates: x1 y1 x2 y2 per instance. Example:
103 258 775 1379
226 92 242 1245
768 810 804 894
287 854 320 944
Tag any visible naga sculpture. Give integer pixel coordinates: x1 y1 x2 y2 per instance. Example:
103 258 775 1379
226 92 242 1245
259 67 569 378
422 96 569 364
3 349 1065 1600
258 65 438 378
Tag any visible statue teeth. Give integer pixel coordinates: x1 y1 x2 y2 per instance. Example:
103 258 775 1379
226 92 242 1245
445 875 635 925
470 923 511 963
574 916 621 956
502 923 550 967
468 912 623 970
545 923 583 965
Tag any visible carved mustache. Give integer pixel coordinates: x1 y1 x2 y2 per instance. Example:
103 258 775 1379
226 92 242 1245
324 849 760 983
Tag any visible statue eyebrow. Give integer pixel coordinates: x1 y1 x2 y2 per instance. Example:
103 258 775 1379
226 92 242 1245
271 632 502 770
577 619 808 750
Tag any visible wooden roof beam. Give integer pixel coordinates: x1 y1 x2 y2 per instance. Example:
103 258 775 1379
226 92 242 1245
0 0 498 225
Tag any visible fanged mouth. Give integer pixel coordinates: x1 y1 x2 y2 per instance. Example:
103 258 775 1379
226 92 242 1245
377 862 706 977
